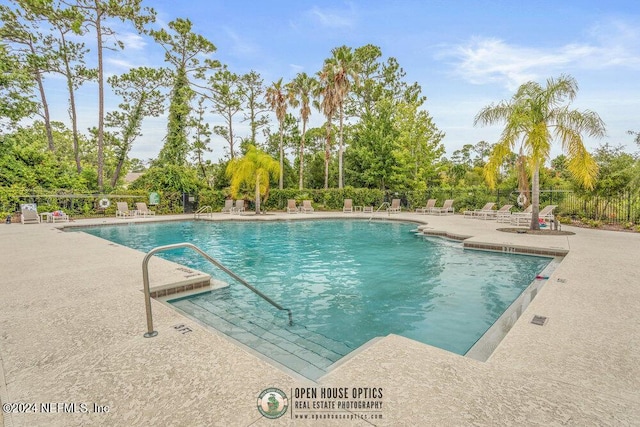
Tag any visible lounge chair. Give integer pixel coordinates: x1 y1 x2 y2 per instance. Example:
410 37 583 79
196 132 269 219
464 202 496 219
221 199 234 214
493 205 514 222
511 205 557 226
415 199 436 214
116 202 135 218
387 199 401 213
234 200 245 214
287 199 299 213
430 199 455 215
135 202 155 217
343 199 353 213
300 200 314 213
20 203 40 224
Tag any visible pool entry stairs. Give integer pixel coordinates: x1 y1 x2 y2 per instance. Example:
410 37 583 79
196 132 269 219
171 289 353 381
143 242 352 381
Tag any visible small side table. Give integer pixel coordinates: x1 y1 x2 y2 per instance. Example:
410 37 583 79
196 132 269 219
40 212 52 223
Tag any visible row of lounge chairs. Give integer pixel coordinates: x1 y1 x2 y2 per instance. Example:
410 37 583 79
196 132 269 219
462 203 557 225
287 199 314 213
116 202 155 218
221 199 246 214
414 199 455 215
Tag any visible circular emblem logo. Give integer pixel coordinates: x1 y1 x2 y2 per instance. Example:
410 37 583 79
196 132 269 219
257 388 288 419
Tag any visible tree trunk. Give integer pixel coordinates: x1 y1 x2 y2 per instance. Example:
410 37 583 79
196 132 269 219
255 172 261 214
530 164 540 230
61 33 82 173
338 102 344 189
324 120 331 189
96 14 105 191
278 123 284 189
29 40 54 152
299 118 306 190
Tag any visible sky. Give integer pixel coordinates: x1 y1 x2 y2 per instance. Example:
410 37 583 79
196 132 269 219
5 0 640 163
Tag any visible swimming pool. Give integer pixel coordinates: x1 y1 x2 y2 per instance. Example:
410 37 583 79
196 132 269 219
79 219 551 368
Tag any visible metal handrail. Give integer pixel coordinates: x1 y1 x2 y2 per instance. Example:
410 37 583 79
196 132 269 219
368 202 390 222
142 242 293 338
194 205 212 218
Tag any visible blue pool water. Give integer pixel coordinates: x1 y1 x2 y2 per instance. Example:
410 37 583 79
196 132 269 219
78 220 551 357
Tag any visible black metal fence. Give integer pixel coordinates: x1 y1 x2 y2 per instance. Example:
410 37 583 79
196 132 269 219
390 188 640 225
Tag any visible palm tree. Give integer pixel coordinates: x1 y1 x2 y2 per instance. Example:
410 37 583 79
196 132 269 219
475 74 605 230
287 72 318 190
226 144 280 214
324 46 360 188
318 65 339 189
265 78 288 189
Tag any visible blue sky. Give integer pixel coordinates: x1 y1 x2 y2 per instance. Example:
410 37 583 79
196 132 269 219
8 0 640 162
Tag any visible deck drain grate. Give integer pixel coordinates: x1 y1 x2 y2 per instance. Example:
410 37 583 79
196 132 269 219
556 278 567 283
531 315 547 326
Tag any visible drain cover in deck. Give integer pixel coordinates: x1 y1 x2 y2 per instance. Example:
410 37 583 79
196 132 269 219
531 315 547 326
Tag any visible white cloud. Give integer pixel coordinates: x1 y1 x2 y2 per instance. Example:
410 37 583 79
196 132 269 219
306 4 356 29
224 27 258 57
118 31 146 50
442 18 640 90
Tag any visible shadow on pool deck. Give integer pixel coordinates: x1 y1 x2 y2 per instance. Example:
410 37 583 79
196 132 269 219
1 212 639 426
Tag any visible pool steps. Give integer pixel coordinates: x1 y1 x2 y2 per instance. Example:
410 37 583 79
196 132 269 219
171 289 353 381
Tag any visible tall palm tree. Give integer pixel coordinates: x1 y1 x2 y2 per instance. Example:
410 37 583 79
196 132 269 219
318 65 339 189
324 45 360 188
265 78 288 189
226 144 280 214
475 74 605 230
287 72 318 190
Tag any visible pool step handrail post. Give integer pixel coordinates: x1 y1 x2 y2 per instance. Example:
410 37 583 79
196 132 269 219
368 202 390 222
142 242 293 338
194 205 212 218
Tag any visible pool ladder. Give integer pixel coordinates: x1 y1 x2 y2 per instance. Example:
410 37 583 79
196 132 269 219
141 242 293 338
194 205 212 218
368 202 390 222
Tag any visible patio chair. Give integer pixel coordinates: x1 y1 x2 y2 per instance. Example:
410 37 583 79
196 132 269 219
300 200 314 213
463 202 495 219
510 205 557 226
50 210 69 223
221 199 234 214
135 202 156 217
387 198 401 213
20 203 40 224
234 200 245 214
494 205 515 222
415 199 437 214
430 199 455 215
343 199 353 213
116 202 135 218
287 199 299 213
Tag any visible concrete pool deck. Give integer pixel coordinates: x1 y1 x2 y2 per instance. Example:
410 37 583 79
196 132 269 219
1 212 639 426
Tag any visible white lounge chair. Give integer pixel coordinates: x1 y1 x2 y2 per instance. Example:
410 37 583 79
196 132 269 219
387 199 401 213
343 199 353 213
494 205 515 222
430 199 455 215
20 203 40 224
511 205 557 226
415 199 436 214
287 199 299 213
464 202 495 219
116 202 135 218
221 199 234 213
300 200 314 213
234 200 245 214
135 202 155 217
